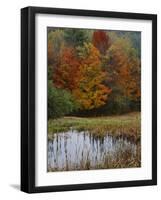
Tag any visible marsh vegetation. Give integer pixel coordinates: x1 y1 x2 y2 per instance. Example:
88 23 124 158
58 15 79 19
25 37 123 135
48 112 141 171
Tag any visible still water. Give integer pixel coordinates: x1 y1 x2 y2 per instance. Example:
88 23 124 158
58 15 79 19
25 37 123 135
48 130 137 171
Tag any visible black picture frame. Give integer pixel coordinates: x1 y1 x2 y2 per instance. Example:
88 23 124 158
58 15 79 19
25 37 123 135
21 6 157 193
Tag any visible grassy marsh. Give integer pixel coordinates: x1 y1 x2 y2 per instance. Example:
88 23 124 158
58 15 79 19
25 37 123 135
48 112 141 142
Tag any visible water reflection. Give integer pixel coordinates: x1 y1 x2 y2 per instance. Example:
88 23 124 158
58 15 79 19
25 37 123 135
48 130 137 171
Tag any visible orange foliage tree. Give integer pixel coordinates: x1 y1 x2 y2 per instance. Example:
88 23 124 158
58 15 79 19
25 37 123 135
105 38 141 101
73 43 111 110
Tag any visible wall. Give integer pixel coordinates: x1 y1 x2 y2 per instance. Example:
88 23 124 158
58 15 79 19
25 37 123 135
0 0 160 199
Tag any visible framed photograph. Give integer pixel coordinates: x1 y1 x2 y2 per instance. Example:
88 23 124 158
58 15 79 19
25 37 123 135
21 6 157 193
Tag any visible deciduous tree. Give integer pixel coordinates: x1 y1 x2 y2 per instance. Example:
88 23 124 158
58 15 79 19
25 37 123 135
53 47 81 91
74 43 111 110
105 37 141 101
92 31 110 54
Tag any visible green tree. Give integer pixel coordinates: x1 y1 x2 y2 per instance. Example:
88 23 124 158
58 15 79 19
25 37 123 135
48 81 77 119
64 29 89 47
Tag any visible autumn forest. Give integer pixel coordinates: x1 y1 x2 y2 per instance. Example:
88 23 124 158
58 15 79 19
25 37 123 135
47 28 141 172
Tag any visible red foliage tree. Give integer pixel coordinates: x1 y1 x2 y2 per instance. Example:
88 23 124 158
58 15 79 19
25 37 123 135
92 31 110 54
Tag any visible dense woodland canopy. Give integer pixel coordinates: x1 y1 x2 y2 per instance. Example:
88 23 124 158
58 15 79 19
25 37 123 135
48 28 141 119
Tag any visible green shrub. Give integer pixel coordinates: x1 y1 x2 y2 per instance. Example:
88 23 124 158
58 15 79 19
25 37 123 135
48 81 77 119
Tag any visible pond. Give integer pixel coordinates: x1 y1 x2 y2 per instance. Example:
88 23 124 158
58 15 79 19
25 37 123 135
48 130 138 171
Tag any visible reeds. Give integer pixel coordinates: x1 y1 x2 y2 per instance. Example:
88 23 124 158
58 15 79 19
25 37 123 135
48 143 141 172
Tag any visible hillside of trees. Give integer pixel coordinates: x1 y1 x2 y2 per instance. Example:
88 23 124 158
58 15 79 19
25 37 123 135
48 28 141 118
